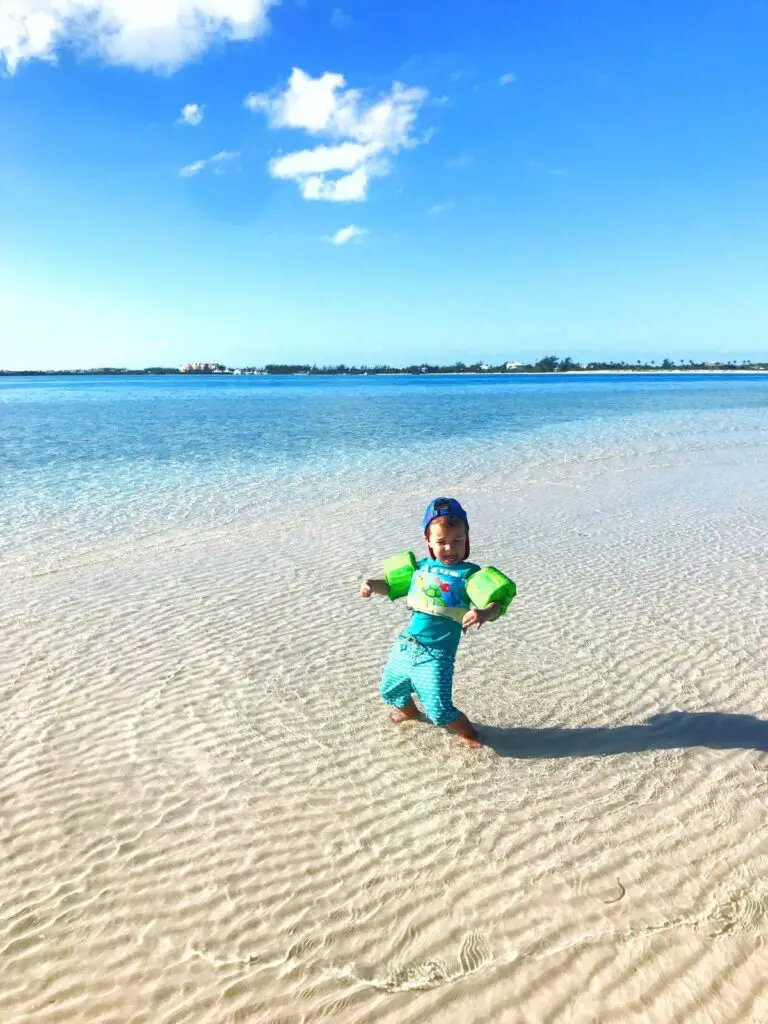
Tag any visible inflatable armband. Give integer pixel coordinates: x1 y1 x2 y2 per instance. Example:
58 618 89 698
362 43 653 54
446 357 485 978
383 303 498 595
383 550 418 600
466 567 516 615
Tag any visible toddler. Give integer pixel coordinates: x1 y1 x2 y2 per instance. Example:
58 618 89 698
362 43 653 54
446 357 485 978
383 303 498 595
361 497 507 748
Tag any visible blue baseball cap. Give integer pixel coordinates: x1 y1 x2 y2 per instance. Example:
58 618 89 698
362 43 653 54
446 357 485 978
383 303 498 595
422 497 469 534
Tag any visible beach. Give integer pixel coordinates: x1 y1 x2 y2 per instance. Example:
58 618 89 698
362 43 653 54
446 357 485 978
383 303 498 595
2 374 768 1023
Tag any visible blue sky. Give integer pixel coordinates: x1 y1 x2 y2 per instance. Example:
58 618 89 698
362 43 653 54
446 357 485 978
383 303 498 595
1 0 766 370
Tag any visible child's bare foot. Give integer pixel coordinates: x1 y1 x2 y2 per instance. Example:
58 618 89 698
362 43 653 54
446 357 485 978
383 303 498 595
457 734 483 749
446 713 483 748
390 700 420 724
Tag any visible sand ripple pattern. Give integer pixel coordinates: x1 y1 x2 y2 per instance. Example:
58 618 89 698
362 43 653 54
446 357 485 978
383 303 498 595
2 440 768 1022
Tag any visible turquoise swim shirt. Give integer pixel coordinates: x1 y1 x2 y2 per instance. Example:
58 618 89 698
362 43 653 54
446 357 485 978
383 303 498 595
403 557 480 655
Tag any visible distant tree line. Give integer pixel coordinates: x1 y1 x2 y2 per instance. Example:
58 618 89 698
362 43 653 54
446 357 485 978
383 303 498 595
260 356 767 374
2 356 767 376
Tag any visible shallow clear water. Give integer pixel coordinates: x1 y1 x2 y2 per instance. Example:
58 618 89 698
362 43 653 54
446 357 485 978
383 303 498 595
2 373 768 566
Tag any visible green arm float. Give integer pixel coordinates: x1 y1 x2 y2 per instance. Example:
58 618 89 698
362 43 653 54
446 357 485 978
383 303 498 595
383 550 418 600
466 566 517 616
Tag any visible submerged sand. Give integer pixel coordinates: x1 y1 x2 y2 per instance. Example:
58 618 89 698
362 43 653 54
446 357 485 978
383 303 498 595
2 435 768 1023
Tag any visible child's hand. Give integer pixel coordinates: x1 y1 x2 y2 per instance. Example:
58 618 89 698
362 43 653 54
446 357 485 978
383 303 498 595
360 578 389 599
462 603 500 630
462 608 484 630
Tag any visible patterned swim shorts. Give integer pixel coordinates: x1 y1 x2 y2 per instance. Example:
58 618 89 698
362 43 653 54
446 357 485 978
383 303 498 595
379 634 459 726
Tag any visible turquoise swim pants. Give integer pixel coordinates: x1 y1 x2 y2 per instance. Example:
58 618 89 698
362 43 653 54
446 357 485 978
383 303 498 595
380 634 459 726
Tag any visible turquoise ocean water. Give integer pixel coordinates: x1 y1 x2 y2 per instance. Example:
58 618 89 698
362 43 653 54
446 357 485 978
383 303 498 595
2 373 768 561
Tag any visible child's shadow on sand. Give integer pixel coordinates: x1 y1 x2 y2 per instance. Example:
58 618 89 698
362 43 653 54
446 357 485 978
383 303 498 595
479 711 768 758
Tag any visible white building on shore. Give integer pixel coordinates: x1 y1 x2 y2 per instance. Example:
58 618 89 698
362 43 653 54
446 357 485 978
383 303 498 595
180 363 264 374
180 362 219 373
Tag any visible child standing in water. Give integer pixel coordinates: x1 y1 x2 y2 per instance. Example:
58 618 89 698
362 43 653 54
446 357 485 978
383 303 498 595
360 497 507 748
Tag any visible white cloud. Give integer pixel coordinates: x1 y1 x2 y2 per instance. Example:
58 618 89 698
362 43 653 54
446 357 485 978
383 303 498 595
179 150 240 177
499 72 516 86
246 67 429 202
270 141 371 178
304 168 368 202
429 200 455 216
0 1 276 75
329 224 368 245
178 102 204 126
180 159 207 177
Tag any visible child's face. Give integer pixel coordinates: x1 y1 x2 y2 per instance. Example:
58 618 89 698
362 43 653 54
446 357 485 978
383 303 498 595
427 518 468 565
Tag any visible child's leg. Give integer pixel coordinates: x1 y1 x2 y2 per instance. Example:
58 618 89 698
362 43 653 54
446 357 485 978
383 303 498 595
380 641 419 722
413 657 482 748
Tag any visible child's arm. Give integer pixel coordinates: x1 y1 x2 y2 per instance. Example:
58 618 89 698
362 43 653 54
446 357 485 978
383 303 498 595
360 578 390 599
462 602 501 630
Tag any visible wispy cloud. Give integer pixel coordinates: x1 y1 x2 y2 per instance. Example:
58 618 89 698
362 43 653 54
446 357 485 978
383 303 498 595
447 153 473 169
499 72 517 86
180 151 240 177
429 200 455 216
178 103 204 127
0 1 276 74
245 68 429 203
210 151 240 173
329 224 368 245
180 160 207 178
331 8 353 29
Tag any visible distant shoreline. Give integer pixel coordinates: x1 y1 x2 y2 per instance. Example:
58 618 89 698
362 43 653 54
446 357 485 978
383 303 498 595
2 368 768 378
